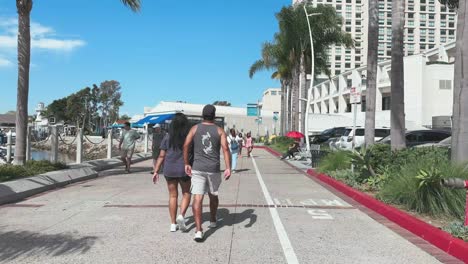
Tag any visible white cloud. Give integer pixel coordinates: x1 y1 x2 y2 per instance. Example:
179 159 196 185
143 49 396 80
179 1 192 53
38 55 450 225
0 17 86 52
0 57 12 67
33 38 86 51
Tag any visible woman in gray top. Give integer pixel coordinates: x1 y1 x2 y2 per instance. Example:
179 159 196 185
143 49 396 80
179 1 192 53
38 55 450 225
152 113 192 232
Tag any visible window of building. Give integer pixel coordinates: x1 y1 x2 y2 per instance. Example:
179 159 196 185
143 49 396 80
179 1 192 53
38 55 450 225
386 50 391 56
346 12 352 19
408 35 414 41
449 30 455 35
345 48 351 53
441 29 447 35
345 63 351 68
408 13 414 19
335 47 342 53
429 36 434 42
335 70 341 75
346 20 352 25
429 44 434 49
355 48 361 54
355 56 361 61
429 29 435 35
449 15 455 21
420 44 426 50
420 21 426 27
441 37 447 42
346 79 352 87
408 44 414 50
378 35 384 40
356 13 361 18
346 26 352 32
420 37 426 42
420 6 426 11
335 55 341 60
429 14 435 20
429 6 435 12
429 21 435 27
379 28 384 34
346 5 352 11
382 96 391 110
449 22 455 28
408 28 414 34
408 20 414 26
420 14 427 20
336 5 342 10
361 97 366 112
439 80 452 90
345 55 351 60
421 29 427 35
271 91 277 96
356 20 361 25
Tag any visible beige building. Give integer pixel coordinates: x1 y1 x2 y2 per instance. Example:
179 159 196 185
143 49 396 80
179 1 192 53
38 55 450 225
293 0 457 76
259 88 281 113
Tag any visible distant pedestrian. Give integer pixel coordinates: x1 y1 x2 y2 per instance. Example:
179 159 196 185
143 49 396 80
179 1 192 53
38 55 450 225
152 113 192 232
118 122 140 173
227 129 240 173
183 104 231 242
280 141 299 160
236 132 244 157
245 132 254 158
151 124 166 174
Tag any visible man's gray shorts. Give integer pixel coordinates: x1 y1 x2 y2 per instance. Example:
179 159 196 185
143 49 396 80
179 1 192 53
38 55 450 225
191 170 222 196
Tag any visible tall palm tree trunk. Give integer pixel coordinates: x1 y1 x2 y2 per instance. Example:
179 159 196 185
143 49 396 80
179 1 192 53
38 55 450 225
451 0 468 162
14 0 33 165
390 0 406 150
291 67 299 132
299 53 307 134
364 0 378 147
280 80 286 135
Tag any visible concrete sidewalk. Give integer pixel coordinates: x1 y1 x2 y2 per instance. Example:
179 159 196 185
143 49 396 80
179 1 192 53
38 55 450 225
0 149 460 263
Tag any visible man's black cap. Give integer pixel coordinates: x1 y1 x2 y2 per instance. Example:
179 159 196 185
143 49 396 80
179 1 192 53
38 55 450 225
202 104 216 120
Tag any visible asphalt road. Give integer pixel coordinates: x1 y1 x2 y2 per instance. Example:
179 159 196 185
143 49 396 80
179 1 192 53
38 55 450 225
0 149 457 263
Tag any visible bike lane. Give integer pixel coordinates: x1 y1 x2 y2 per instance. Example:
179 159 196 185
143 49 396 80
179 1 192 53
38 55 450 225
249 148 447 264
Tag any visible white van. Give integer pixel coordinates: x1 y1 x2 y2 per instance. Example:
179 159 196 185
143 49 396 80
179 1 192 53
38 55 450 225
339 127 390 150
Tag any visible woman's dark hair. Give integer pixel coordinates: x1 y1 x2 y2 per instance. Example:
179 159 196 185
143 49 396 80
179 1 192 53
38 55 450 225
168 113 190 150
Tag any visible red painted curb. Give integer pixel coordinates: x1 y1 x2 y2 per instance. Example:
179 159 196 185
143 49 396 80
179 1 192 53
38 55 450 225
306 168 468 263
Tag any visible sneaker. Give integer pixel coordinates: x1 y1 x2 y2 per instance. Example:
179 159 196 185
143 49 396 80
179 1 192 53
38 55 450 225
232 170 236 174
176 215 187 232
209 221 217 228
170 224 178 232
194 231 204 242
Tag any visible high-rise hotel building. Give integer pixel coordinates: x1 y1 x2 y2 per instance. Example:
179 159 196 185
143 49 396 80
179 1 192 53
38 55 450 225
293 0 457 76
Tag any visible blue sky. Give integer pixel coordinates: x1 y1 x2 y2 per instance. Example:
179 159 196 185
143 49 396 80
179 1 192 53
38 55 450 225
0 0 290 117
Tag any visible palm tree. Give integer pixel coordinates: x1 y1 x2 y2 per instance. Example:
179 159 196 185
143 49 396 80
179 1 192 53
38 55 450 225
364 0 379 147
438 0 468 162
390 0 406 150
250 4 353 134
14 0 141 165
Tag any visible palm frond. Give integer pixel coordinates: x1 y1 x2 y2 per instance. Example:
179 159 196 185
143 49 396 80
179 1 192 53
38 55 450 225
120 0 141 12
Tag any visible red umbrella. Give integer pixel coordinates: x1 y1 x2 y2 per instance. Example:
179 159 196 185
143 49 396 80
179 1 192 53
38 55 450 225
286 131 304 139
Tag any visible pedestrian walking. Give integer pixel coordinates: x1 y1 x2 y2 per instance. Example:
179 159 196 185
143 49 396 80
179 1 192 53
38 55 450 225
118 122 140 173
183 104 231 242
245 132 254 158
227 128 240 173
236 132 244 157
151 124 166 174
152 113 192 232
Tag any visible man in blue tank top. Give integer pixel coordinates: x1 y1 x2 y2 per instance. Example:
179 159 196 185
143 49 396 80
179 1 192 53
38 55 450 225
183 104 231 242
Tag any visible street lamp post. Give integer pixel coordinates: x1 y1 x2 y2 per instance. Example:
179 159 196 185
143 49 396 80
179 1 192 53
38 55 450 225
303 5 321 155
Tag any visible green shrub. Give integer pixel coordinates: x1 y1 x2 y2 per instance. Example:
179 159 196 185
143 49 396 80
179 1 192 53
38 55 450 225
379 156 468 218
270 136 295 153
443 221 468 241
0 160 68 183
328 169 362 189
318 150 352 173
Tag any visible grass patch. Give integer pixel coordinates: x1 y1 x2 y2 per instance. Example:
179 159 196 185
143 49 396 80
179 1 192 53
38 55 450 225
268 136 295 154
0 160 68 183
317 150 351 173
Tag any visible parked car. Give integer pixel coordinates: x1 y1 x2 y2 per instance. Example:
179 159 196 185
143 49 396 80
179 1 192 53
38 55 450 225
339 127 391 150
415 136 451 148
311 127 347 144
378 130 451 147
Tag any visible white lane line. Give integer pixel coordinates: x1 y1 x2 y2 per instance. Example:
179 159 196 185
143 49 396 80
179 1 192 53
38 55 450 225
251 156 299 264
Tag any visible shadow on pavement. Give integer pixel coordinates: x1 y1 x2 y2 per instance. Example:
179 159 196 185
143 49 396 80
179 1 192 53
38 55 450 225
185 208 257 240
233 169 250 173
0 229 98 261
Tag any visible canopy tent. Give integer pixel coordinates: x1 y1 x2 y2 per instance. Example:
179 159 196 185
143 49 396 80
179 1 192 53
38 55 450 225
134 113 175 126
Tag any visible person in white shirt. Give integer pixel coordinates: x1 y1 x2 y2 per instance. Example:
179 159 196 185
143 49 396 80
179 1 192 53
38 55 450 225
227 129 240 173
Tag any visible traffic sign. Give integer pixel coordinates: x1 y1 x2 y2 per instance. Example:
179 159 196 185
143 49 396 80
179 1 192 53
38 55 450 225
350 86 361 104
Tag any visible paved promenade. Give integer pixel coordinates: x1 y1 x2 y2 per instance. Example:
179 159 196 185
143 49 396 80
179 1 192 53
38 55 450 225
0 149 460 263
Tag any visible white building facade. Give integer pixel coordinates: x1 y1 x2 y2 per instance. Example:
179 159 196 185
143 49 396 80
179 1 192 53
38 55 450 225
293 0 457 76
306 41 456 135
143 100 281 137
